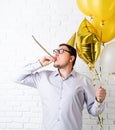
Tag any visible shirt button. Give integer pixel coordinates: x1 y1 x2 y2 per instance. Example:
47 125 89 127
60 96 62 99
58 107 61 110
57 118 60 121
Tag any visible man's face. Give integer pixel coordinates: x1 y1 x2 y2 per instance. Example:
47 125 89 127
53 45 72 68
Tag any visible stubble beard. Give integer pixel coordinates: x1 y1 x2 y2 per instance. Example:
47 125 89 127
53 62 69 69
53 63 60 68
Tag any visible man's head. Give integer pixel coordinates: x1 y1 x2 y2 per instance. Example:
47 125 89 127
53 43 77 69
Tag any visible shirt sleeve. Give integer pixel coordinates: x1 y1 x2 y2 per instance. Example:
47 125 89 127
88 99 105 116
14 61 42 88
84 76 105 116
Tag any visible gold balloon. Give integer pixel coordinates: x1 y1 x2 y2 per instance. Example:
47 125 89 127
76 18 101 70
92 15 115 43
88 0 115 21
76 0 92 16
76 0 115 21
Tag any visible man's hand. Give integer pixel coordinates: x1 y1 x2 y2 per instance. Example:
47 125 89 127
39 56 55 67
96 86 106 103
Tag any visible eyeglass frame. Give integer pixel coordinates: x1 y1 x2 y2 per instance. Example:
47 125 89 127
53 49 72 54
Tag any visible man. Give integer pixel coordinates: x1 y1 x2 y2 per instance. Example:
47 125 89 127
15 43 106 130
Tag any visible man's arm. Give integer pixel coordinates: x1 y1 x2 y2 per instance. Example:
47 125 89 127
14 56 55 87
88 86 106 116
14 61 42 87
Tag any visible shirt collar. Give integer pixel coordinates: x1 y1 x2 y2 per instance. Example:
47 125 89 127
54 69 77 78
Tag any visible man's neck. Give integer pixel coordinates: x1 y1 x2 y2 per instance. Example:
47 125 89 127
58 67 73 79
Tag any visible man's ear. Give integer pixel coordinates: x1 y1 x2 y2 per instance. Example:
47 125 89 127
70 56 75 63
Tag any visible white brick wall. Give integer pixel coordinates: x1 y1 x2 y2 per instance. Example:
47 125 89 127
0 0 115 130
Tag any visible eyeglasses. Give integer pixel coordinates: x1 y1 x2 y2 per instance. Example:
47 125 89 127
53 49 71 54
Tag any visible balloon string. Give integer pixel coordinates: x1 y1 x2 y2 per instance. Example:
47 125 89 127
97 109 104 130
100 21 104 45
91 68 103 129
92 68 101 86
94 68 100 81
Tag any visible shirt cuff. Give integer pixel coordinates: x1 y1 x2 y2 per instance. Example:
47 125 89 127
94 99 105 110
24 60 43 73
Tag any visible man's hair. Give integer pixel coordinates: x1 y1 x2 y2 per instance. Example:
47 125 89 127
59 43 77 66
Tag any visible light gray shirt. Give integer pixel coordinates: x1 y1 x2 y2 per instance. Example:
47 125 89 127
15 61 105 130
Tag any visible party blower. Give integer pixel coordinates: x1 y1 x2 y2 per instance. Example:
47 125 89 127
32 35 54 58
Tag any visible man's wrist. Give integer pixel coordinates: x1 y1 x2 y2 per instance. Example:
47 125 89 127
95 97 103 103
38 59 43 67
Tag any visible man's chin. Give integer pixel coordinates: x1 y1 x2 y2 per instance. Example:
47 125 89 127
53 64 59 68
